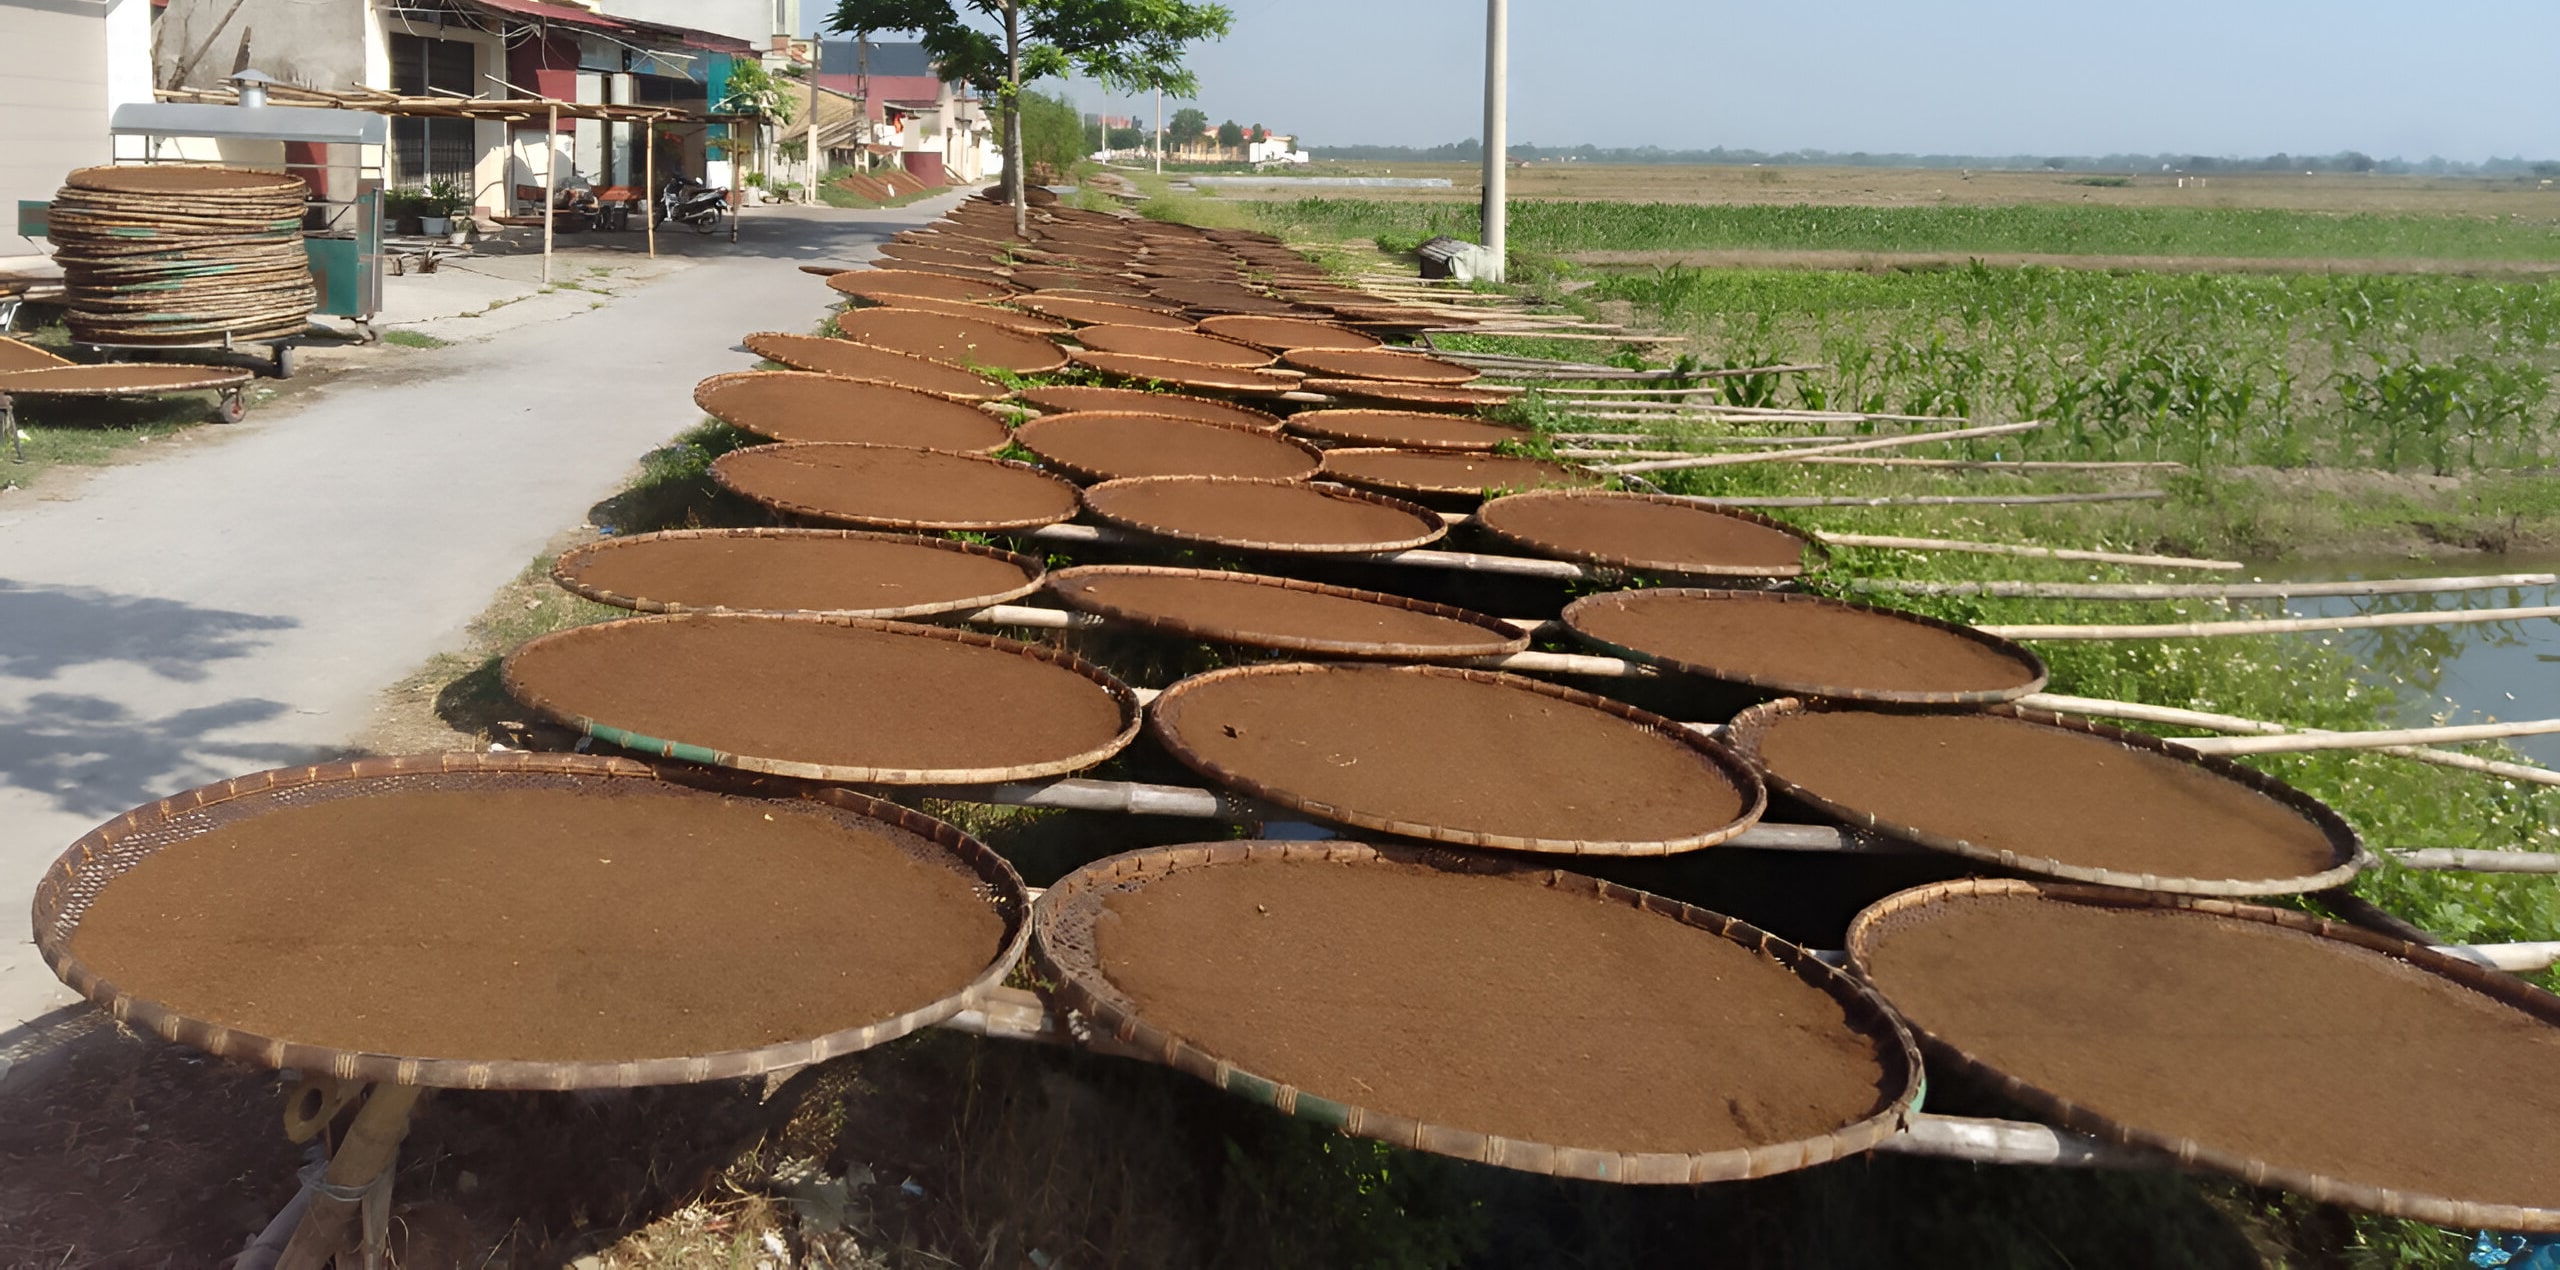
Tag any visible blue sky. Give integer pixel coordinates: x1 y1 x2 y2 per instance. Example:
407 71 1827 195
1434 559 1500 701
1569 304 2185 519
808 1 2560 160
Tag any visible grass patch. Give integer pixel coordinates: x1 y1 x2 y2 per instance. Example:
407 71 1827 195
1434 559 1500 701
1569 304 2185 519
1245 198 2560 261
380 329 447 348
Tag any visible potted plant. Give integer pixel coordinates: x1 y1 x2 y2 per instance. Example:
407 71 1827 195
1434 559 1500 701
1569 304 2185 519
382 187 427 235
418 177 468 239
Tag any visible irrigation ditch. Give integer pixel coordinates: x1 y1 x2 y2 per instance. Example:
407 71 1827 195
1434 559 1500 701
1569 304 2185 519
26 186 2560 1266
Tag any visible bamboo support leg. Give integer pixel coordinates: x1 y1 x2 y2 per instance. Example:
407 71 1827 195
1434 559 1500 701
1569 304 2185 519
273 1082 426 1270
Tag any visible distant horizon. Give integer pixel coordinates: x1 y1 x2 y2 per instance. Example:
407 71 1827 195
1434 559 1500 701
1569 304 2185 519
1281 141 2560 175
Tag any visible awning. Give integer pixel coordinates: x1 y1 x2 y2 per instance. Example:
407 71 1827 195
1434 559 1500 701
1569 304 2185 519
459 0 633 31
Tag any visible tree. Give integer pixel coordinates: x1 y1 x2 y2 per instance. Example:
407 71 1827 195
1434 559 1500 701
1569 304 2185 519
1168 106 1208 149
831 0 1233 234
1216 119 1243 150
1019 90 1084 177
1248 123 1266 144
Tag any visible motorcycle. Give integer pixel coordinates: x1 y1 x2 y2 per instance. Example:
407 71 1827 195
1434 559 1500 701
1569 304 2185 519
656 175 727 234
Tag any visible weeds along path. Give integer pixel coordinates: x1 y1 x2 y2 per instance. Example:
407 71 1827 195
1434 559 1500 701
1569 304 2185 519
0 197 970 1031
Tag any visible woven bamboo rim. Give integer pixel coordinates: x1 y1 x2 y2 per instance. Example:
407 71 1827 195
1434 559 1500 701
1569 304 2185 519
30 752 1031 1090
1014 413 1322 484
690 371 1010 452
1723 699 2371 895
0 365 255 395
503 613 1145 785
552 528 1045 618
1017 385 1282 431
713 442 1080 533
1195 314 1382 353
1045 565 1529 660
1011 295 1194 331
1845 877 2560 1232
1081 476 1449 555
1032 288 1184 314
1300 379 1515 409
1067 351 1302 396
1318 447 1605 500
1151 662 1768 855
1476 490 1824 579
1032 839 1922 1182
1561 589 2049 706
1284 409 1534 453
741 332 1008 401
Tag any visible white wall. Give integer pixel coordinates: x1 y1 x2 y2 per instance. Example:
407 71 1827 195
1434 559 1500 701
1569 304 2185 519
1 0 155 269
593 0 792 49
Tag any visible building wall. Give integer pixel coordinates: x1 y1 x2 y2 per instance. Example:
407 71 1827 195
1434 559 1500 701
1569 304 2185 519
2 0 155 269
594 0 792 50
155 0 370 91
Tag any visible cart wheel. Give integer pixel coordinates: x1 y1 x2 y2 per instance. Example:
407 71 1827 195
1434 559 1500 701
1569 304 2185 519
216 387 247 424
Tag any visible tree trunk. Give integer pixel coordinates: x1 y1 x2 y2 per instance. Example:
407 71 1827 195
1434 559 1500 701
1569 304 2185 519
1005 0 1026 238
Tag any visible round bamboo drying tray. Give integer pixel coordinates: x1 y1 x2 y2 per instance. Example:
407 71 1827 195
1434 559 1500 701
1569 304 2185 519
1081 476 1448 554
1722 699 2370 895
552 528 1044 619
1318 448 1603 501
1847 877 2560 1232
713 442 1080 533
1034 839 1923 1183
833 309 1069 376
0 364 255 396
1302 379 1514 409
1285 408 1532 452
1067 351 1302 396
1014 412 1321 483
1195 314 1382 352
50 165 315 346
826 270 1015 305
1032 288 1183 314
691 371 1012 452
1280 348 1482 385
31 752 1029 1090
1476 490 1822 579
1013 295 1195 330
503 613 1144 785
1017 385 1281 431
1045 565 1529 659
741 333 1007 401
1071 326 1276 369
861 295 1074 338
1150 662 1768 855
1561 589 2049 706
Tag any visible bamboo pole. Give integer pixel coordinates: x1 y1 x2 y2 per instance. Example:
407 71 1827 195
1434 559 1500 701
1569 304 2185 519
2440 942 2560 973
1876 1115 2160 1170
1597 420 2048 474
1979 604 2560 641
2177 718 2560 756
1682 491 2167 509
1859 573 2556 601
644 120 656 259
274 1083 425 1270
1819 534 2244 571
2388 849 2560 874
1564 451 2172 471
2021 691 2560 788
541 103 557 285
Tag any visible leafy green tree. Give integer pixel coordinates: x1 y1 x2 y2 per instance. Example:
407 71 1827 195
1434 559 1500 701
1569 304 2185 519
1019 90 1085 177
1216 118 1243 150
1168 105 1209 149
1248 123 1266 144
831 0 1233 232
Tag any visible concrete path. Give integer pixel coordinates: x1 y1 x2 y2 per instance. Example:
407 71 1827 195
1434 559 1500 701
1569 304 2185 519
0 196 966 1031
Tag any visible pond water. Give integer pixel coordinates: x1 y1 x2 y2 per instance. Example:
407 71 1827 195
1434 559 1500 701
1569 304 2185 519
2246 554 2560 766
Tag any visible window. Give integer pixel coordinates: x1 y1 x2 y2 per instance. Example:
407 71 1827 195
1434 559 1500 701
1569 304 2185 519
389 34 477 188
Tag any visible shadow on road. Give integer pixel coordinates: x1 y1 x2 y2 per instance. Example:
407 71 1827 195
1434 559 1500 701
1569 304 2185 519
0 581 297 683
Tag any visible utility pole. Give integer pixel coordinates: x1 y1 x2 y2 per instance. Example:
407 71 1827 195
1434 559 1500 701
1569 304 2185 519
1480 0 1508 282
1155 85 1163 175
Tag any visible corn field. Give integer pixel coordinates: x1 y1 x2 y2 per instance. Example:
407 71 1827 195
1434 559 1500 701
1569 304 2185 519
1598 263 2560 471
